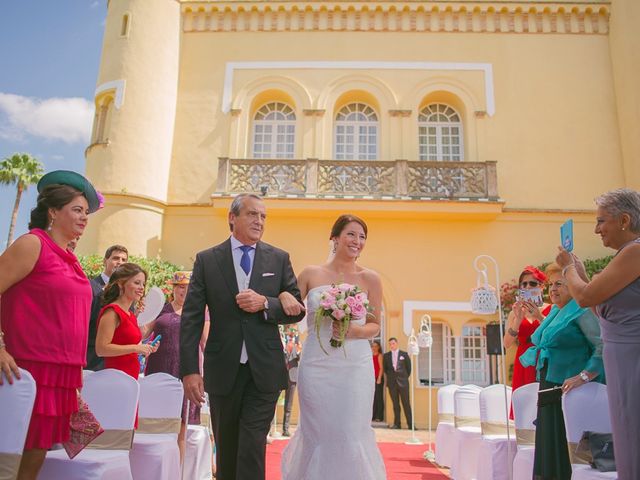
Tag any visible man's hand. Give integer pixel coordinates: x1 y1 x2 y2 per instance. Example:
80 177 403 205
278 291 305 316
236 289 267 313
183 373 206 406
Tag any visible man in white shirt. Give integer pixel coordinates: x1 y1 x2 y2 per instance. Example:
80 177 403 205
383 337 413 429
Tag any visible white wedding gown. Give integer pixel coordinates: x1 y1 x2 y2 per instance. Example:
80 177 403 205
281 286 387 479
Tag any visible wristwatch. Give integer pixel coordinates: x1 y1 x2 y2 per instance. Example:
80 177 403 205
263 297 269 311
579 371 590 383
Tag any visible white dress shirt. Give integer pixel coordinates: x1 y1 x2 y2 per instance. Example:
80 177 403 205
230 235 256 364
392 349 399 370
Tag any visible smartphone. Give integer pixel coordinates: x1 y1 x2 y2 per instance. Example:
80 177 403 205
560 219 574 252
517 288 544 307
149 334 162 347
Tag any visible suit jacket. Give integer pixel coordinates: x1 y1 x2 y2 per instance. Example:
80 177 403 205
383 350 411 389
88 275 106 347
180 239 305 396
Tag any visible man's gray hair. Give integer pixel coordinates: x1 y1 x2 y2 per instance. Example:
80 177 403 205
595 188 640 232
228 193 263 231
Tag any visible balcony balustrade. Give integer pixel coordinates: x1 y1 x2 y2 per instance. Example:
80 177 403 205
216 158 498 200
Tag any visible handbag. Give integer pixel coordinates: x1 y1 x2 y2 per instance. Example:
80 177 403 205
576 431 616 472
62 393 104 459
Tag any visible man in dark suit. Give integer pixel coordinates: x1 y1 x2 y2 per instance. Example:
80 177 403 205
180 193 305 480
383 337 413 429
86 244 128 370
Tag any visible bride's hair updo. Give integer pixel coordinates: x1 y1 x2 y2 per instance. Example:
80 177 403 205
330 214 368 239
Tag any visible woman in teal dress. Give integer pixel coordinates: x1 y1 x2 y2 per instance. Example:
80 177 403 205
520 263 605 480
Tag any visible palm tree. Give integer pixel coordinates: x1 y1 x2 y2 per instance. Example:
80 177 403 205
0 153 44 247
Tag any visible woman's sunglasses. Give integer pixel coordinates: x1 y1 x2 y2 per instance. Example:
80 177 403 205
520 280 541 288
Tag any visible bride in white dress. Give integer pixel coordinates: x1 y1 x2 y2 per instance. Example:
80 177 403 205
279 214 387 479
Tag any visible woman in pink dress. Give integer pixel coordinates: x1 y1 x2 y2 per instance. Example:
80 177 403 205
0 170 100 479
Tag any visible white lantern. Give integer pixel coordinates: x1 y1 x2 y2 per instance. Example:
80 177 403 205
408 328 420 356
471 269 499 315
417 317 433 348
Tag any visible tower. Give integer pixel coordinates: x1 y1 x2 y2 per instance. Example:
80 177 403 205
83 0 180 256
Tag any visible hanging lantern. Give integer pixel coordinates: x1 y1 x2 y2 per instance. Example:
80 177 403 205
417 316 433 349
408 328 420 356
471 269 499 315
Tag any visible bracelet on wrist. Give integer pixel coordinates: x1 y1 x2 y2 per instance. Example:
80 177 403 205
507 327 519 337
562 263 576 277
579 371 590 383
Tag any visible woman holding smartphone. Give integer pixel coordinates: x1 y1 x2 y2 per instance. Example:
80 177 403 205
504 266 551 402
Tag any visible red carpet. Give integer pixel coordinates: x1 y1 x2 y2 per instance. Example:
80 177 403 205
266 440 449 479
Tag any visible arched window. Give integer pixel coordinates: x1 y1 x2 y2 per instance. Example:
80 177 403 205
418 104 463 161
335 103 378 160
91 96 114 144
252 102 296 159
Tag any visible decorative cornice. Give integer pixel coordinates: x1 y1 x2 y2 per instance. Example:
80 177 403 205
181 2 609 35
389 109 412 117
303 108 326 116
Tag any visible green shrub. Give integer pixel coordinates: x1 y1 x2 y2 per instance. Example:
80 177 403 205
77 255 183 297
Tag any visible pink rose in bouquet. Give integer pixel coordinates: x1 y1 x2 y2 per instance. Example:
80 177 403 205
315 283 371 354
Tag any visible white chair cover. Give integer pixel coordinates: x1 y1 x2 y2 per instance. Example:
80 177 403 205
183 425 213 480
0 368 36 479
129 373 183 480
39 368 140 480
511 382 538 480
450 385 483 480
435 383 460 467
563 383 616 480
477 384 516 480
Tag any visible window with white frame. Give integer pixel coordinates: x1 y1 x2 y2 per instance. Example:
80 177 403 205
418 103 464 161
460 324 489 385
417 323 455 386
335 103 378 160
417 322 489 387
252 102 296 159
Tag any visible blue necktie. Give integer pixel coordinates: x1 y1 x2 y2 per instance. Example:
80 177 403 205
239 245 252 276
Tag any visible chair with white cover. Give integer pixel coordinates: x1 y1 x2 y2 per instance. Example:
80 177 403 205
0 369 37 480
129 373 183 480
435 383 460 467
183 397 213 480
563 383 617 480
476 384 516 480
184 425 212 480
450 384 483 480
511 382 538 480
38 368 140 480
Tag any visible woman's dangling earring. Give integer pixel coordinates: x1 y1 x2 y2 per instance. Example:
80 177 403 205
47 218 54 232
332 242 337 254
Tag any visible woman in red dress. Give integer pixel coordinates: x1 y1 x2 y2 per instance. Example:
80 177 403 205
96 263 158 390
504 266 550 417
371 340 384 422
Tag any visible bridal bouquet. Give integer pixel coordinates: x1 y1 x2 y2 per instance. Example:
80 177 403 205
314 283 370 354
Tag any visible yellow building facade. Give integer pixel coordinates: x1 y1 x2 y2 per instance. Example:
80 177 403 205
83 0 639 427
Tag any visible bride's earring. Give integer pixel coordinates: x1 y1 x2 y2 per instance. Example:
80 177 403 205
332 242 337 254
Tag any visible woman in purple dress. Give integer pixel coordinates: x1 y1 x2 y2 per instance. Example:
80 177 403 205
145 271 208 463
556 188 640 480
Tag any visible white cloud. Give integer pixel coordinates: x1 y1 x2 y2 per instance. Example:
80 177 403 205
0 93 94 144
91 1 101 8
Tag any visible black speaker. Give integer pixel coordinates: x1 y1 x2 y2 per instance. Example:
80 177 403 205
485 324 504 355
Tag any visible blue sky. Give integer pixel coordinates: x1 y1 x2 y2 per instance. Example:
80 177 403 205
0 0 106 250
